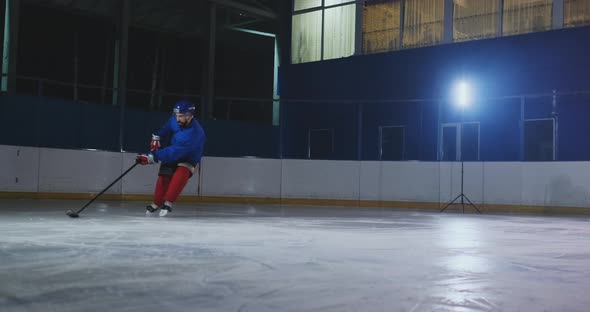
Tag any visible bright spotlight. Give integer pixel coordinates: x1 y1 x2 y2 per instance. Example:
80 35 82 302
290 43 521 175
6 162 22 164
453 80 471 108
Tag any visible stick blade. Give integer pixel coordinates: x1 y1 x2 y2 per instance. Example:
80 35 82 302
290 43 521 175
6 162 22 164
66 209 79 218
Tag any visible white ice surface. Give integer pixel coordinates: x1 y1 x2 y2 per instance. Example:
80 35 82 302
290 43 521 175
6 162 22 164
1 200 590 312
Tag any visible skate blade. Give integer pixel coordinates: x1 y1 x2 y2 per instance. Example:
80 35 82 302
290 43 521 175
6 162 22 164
159 209 169 217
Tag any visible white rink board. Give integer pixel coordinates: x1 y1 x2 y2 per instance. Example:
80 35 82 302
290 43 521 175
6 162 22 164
437 162 485 204
379 161 441 203
281 159 360 200
482 162 523 205
2 145 590 209
521 162 590 207
460 162 484 204
38 148 123 194
0 145 39 192
201 157 281 198
359 161 380 201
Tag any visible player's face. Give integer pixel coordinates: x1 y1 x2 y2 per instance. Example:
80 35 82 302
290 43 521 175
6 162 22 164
176 113 193 127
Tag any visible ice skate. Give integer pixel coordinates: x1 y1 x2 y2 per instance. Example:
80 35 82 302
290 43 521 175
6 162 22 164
159 204 172 217
146 204 159 216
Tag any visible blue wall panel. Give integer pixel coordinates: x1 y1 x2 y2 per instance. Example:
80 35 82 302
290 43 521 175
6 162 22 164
280 26 590 161
0 95 279 158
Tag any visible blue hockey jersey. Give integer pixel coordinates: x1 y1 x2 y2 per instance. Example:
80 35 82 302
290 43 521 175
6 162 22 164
152 115 206 166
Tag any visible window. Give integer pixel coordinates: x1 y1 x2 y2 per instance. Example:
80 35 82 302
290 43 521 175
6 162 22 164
293 0 589 60
461 123 480 161
380 125 405 160
308 128 334 159
324 4 357 60
453 0 499 42
363 0 402 53
326 0 353 5
403 0 444 48
440 122 480 161
292 1 356 64
294 0 321 11
503 0 552 36
524 119 555 161
565 0 590 27
291 11 323 64
441 124 458 161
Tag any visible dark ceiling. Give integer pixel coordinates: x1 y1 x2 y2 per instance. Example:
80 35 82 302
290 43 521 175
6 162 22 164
22 0 282 37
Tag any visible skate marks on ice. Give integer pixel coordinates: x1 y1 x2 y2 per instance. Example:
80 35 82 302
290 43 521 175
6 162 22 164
1 201 590 311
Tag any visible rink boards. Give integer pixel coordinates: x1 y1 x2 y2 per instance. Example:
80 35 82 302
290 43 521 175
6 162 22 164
2 144 590 214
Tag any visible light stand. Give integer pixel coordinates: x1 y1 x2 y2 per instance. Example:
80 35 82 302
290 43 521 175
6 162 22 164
440 156 481 213
440 103 482 214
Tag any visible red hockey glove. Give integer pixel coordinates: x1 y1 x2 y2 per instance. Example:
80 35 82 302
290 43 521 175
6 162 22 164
150 134 160 151
136 153 156 165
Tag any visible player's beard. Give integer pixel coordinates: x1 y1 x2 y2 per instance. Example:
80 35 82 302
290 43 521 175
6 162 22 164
178 118 191 128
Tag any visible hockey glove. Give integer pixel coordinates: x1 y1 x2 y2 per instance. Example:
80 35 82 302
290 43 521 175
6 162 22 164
136 153 156 165
150 134 160 151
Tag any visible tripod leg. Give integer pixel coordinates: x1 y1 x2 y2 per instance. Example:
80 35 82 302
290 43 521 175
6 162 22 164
462 194 482 214
440 194 462 212
461 194 465 213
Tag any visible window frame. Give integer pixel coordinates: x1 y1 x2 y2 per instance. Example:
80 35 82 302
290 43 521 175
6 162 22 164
379 125 406 160
523 117 556 161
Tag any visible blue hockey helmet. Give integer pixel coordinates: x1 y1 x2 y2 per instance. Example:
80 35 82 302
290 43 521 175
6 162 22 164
173 100 196 115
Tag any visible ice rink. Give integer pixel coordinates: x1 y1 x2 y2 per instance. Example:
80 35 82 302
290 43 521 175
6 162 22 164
1 199 590 312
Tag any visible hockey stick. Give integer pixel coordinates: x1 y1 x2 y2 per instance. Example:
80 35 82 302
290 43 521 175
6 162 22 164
66 162 139 218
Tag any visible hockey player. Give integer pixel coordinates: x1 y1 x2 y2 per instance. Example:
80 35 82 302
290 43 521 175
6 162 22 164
136 100 206 216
